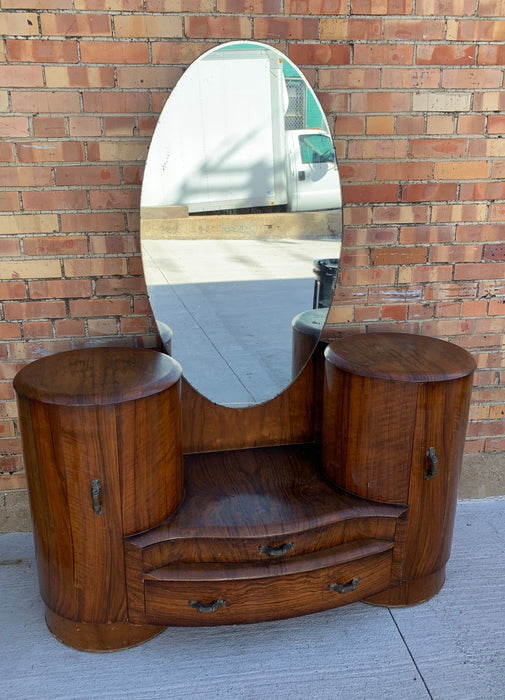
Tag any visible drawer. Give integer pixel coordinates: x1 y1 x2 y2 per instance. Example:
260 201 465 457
141 540 393 626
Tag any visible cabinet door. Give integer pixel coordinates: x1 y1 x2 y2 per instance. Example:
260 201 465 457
401 375 474 581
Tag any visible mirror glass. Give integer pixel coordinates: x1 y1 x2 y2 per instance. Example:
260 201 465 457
141 41 342 406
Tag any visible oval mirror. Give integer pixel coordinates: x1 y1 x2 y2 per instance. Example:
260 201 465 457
141 41 342 406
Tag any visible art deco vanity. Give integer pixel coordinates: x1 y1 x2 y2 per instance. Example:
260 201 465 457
13 42 476 652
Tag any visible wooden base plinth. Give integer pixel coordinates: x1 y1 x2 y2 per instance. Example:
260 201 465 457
45 608 165 652
364 567 446 608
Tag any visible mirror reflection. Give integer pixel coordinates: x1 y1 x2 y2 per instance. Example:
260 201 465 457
141 41 342 406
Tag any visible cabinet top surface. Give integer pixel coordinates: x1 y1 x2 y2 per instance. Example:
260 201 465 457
13 347 181 406
325 332 476 382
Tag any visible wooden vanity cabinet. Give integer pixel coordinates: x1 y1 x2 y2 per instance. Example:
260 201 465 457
322 333 476 605
14 332 475 651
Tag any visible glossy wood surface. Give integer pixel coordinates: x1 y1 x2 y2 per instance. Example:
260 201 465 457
14 333 476 649
325 332 476 382
181 353 318 454
142 546 393 626
13 346 182 406
14 347 184 650
323 332 475 605
322 371 417 503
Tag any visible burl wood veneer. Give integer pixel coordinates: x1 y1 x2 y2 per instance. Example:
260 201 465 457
14 332 475 651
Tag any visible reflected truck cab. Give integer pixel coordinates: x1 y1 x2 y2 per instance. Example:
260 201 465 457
285 130 342 212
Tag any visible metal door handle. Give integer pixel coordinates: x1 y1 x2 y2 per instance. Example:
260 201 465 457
426 447 439 480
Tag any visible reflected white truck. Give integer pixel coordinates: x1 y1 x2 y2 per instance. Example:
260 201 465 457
142 42 342 215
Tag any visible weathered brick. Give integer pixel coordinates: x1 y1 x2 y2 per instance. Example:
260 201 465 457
3 300 66 320
89 189 140 210
0 281 26 300
382 68 440 90
6 39 78 63
54 319 86 337
45 66 115 88
447 19 505 42
64 257 128 278
412 91 471 112
114 14 183 38
320 67 380 89
402 183 457 202
22 322 54 340
432 204 487 223
80 40 149 64
147 0 213 9
289 43 351 66
442 68 502 90
40 13 112 37
0 65 43 88
11 90 82 113
55 165 121 187
255 17 319 40
89 234 140 255
321 18 382 41
0 214 59 235
68 116 102 137
434 161 488 180
151 41 215 65
286 0 345 12
82 91 150 114
23 236 88 256
22 190 88 212
60 212 125 233
88 318 119 336
426 115 456 135
354 44 414 65
69 298 132 318
87 141 148 163
0 12 39 36
116 66 183 89
455 262 505 281
343 183 399 204
33 116 68 138
17 142 85 164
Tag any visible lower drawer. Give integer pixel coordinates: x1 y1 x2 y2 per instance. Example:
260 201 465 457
142 546 393 626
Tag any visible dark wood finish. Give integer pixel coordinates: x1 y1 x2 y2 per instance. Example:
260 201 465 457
14 333 475 650
124 444 405 624
181 352 317 453
323 332 475 604
14 347 183 650
143 545 393 626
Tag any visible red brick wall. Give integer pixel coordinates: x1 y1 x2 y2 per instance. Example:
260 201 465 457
1 2 504 490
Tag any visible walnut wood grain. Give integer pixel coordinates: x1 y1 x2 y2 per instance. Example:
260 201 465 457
13 346 182 406
14 332 476 648
142 545 393 626
14 347 184 649
181 353 318 453
323 332 476 606
324 331 476 383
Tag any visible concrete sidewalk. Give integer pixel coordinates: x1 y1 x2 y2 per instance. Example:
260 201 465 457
1 498 504 700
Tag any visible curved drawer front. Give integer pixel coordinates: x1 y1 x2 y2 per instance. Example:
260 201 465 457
142 546 393 626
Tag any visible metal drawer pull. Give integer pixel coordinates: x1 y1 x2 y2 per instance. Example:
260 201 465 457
259 542 294 557
188 600 226 614
91 479 102 515
426 447 439 480
329 577 360 594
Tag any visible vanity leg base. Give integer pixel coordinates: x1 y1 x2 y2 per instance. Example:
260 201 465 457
363 568 446 608
45 608 165 652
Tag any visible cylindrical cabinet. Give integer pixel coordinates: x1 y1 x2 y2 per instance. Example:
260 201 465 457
14 347 183 651
322 332 476 605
